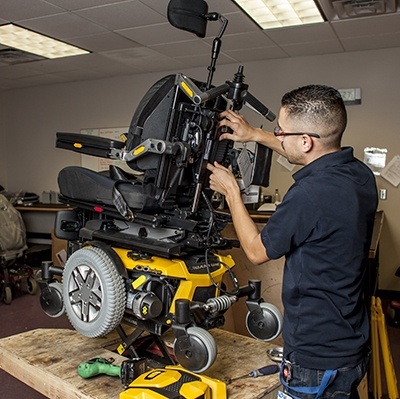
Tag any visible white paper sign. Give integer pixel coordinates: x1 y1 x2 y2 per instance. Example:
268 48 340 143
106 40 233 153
381 155 400 187
364 147 387 176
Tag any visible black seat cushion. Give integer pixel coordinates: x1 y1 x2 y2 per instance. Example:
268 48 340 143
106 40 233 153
58 166 162 212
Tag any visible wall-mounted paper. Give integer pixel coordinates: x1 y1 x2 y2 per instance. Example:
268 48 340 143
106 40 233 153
381 155 400 187
364 147 387 176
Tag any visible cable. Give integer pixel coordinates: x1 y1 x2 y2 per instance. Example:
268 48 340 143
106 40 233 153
204 248 239 296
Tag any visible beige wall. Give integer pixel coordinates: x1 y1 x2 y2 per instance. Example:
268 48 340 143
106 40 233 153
1 46 399 291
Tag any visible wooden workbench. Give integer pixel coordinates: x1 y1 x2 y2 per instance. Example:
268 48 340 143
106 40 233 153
0 327 281 399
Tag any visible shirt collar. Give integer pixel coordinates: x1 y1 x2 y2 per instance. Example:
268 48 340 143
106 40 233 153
293 147 354 182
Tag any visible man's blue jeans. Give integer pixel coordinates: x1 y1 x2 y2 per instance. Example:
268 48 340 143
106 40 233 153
281 352 370 399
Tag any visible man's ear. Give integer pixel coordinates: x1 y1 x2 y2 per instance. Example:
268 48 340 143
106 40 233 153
301 135 313 153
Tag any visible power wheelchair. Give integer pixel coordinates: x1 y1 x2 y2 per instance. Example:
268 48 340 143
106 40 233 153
39 0 282 374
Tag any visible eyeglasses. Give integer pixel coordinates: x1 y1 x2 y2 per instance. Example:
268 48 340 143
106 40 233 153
273 126 320 139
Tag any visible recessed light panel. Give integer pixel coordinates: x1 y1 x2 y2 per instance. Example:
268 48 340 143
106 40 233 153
0 24 89 59
233 0 324 29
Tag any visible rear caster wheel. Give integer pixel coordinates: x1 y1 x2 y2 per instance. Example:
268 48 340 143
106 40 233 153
173 327 217 373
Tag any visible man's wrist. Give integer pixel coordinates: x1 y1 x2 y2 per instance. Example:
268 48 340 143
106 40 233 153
253 127 267 143
225 185 243 208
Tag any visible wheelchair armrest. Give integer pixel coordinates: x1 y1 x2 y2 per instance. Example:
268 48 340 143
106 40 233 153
56 132 125 159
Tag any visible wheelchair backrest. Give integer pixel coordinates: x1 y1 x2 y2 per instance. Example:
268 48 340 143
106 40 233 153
124 74 231 209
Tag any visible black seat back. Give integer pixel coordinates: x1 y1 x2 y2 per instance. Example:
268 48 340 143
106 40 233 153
124 74 230 210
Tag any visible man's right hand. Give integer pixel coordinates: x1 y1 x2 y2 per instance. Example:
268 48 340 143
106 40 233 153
218 109 256 142
219 109 286 157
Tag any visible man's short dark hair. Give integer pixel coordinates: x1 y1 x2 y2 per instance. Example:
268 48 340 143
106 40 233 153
281 85 347 146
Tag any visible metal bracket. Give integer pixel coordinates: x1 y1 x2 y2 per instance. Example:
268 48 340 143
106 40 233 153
123 138 179 162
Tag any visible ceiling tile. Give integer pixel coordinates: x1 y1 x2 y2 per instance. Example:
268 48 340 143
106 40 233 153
0 77 15 89
0 0 64 22
210 31 276 51
175 51 237 69
140 56 188 73
68 32 141 52
0 64 42 79
332 13 400 38
224 46 289 62
51 68 109 81
17 12 107 40
137 0 168 16
22 58 83 74
149 40 212 58
340 32 400 51
265 22 338 45
100 47 178 71
0 77 32 89
75 1 165 30
44 0 124 11
206 12 259 38
116 23 194 46
207 0 242 13
57 52 144 75
280 40 344 57
11 73 68 87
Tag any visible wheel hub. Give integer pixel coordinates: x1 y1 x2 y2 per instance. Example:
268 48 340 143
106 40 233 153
69 266 103 322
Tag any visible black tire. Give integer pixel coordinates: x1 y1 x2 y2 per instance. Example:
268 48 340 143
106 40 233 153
62 246 126 338
246 302 283 341
40 282 65 318
173 326 217 373
27 276 38 295
3 286 12 304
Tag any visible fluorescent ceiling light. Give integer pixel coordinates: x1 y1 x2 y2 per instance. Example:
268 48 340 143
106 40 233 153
233 0 324 29
0 24 89 59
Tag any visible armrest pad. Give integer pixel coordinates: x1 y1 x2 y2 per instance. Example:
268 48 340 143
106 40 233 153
56 132 125 158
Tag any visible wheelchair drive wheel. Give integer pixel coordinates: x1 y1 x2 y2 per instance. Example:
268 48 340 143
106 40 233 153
173 326 217 373
62 246 126 338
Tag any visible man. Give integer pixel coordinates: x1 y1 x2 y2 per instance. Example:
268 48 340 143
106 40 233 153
207 85 378 399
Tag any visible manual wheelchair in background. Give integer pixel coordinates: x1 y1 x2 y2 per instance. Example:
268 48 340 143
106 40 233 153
39 0 282 373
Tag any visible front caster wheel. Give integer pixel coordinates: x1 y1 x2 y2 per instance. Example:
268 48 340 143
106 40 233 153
62 246 126 338
40 281 65 318
173 327 217 373
246 302 283 341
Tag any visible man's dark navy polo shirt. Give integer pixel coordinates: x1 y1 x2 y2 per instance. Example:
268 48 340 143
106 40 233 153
261 147 378 369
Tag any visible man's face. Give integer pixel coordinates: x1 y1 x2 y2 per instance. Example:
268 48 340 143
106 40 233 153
275 108 307 166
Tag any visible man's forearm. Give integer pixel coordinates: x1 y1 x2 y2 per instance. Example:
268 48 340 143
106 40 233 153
253 128 285 157
225 194 270 265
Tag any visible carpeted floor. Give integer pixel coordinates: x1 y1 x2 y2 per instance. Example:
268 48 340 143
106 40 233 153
1 287 399 398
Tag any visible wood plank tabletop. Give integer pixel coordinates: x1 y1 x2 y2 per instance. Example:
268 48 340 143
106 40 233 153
0 327 281 399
